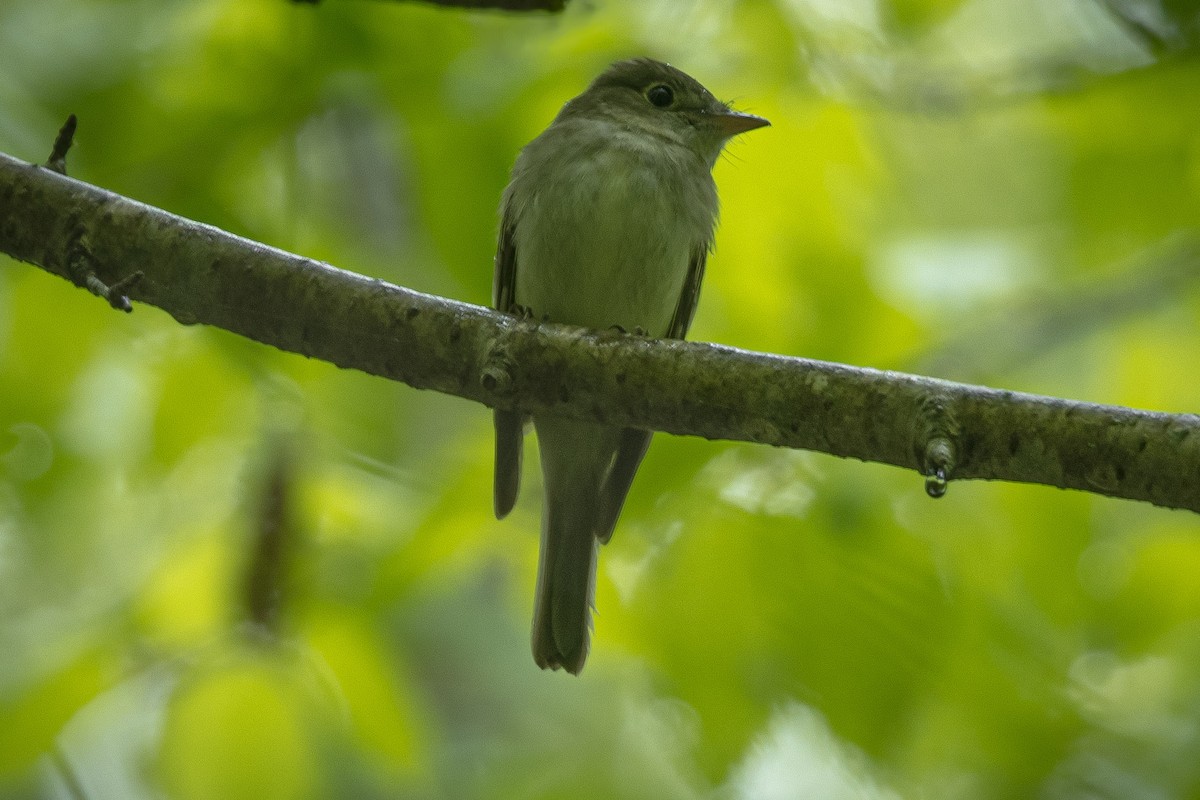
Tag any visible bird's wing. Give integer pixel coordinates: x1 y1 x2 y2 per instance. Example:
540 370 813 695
595 245 709 544
667 244 708 340
492 213 524 519
493 210 518 316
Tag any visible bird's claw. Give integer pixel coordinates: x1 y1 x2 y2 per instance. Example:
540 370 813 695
508 303 535 320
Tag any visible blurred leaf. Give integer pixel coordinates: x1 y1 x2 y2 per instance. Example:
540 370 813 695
158 654 322 800
0 647 115 777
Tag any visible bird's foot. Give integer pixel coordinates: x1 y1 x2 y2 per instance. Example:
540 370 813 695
508 303 535 320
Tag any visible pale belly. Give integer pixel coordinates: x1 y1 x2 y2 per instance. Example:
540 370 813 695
512 149 703 336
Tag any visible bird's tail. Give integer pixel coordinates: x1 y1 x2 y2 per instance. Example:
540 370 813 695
531 491 598 675
530 418 618 675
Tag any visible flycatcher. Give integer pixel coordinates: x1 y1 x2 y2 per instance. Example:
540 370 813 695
493 58 768 674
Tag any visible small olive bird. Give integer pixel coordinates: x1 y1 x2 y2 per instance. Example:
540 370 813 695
493 58 768 674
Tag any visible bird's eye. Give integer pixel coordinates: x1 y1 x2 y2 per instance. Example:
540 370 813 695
646 84 674 108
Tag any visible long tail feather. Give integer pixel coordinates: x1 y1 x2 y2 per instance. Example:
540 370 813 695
531 499 597 674
530 418 621 674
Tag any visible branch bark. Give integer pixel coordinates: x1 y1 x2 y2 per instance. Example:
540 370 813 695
292 0 566 9
410 0 565 8
1 150 1198 512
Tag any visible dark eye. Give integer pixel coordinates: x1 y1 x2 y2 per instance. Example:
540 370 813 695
646 84 674 108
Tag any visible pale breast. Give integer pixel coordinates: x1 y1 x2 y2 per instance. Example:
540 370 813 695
508 123 716 335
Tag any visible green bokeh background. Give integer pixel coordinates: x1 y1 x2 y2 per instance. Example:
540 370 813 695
2 1 1199 798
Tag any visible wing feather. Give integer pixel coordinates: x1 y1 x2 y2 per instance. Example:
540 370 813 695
492 213 524 519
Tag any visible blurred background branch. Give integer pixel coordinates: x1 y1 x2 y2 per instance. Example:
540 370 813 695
798 0 1198 112
243 432 299 634
916 232 1200 381
292 0 566 9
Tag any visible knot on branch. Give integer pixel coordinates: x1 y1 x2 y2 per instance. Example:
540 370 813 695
915 392 960 499
65 220 143 313
480 334 519 400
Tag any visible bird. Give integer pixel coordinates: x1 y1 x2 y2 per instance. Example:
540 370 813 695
492 58 768 674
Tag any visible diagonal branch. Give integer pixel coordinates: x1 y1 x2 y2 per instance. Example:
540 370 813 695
0 150 1198 512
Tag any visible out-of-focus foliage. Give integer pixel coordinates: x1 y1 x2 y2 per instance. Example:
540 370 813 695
1 0 1198 797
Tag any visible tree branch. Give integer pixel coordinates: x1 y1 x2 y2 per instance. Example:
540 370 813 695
411 0 565 8
291 0 566 9
1 150 1198 512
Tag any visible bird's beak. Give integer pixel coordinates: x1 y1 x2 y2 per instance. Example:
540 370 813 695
711 110 770 137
